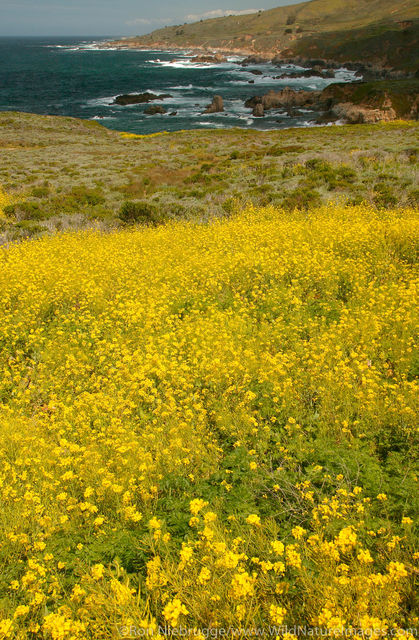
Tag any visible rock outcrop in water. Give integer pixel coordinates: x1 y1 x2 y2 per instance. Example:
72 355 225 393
245 88 321 112
192 54 227 63
114 93 172 105
204 95 224 113
252 103 265 117
276 67 335 79
240 55 270 65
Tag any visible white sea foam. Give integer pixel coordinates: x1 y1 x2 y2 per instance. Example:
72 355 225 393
149 58 236 70
167 84 202 91
45 41 119 51
84 95 119 107
198 121 226 128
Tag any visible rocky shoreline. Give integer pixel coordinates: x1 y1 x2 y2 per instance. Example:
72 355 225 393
243 84 419 123
109 49 418 125
104 40 414 81
113 83 418 124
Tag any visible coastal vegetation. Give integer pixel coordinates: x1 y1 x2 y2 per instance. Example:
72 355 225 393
0 112 418 243
0 17 418 622
0 199 418 636
112 0 419 73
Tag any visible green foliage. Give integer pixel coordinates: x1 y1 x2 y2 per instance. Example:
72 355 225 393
282 186 321 210
305 159 358 190
373 183 398 208
68 185 105 207
407 189 419 206
0 112 418 244
5 201 46 221
119 200 165 225
31 185 50 198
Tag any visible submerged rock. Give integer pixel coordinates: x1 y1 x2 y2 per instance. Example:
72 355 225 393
144 105 167 115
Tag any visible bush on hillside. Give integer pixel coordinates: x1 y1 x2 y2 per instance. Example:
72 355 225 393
119 200 165 225
282 187 321 210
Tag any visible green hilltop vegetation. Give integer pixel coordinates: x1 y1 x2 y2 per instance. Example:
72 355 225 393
115 0 419 71
0 112 418 243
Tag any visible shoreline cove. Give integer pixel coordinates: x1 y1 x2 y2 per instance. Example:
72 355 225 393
0 37 364 135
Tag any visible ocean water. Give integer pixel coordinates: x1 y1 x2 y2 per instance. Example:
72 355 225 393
0 36 357 134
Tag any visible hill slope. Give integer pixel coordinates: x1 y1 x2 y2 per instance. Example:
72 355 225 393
1 202 418 633
0 112 418 243
112 0 419 71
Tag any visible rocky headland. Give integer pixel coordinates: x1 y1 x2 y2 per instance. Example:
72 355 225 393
244 80 419 122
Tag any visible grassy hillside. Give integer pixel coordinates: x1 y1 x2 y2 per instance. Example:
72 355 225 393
0 202 418 636
116 0 419 70
294 20 419 72
0 112 418 243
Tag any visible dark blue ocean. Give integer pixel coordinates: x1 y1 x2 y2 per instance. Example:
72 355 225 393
0 36 357 134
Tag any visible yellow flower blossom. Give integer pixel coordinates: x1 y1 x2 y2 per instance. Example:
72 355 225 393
270 604 287 625
231 571 256 598
91 564 105 580
189 499 208 516
162 598 188 626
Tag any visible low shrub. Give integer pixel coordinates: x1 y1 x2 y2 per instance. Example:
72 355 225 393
4 201 47 221
282 187 321 210
69 185 105 206
373 183 398 208
119 200 165 225
31 185 50 198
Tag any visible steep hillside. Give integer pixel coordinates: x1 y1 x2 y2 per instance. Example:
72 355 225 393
110 0 419 70
293 18 419 71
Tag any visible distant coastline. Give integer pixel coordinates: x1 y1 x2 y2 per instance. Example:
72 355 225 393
103 0 418 76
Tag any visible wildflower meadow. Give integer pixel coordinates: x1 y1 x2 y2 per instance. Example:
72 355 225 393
0 203 418 638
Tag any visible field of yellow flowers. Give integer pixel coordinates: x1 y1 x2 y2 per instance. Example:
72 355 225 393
0 203 418 638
